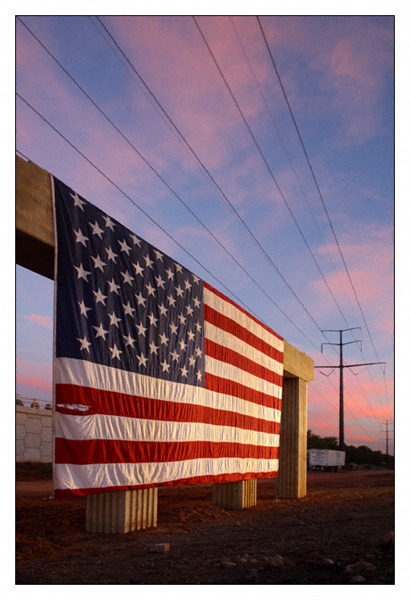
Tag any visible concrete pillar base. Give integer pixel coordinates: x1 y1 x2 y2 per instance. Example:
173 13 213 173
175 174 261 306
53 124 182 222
86 488 158 533
212 479 257 509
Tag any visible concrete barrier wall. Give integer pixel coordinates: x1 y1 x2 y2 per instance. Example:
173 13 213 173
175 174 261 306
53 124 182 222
16 405 53 463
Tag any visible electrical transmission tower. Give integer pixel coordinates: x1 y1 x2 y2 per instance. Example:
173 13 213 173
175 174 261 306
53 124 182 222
315 328 386 451
381 420 393 466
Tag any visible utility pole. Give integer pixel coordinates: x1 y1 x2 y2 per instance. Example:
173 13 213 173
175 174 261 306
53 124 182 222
315 328 386 451
381 420 393 466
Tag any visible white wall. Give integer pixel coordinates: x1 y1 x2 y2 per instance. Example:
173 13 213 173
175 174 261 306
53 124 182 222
16 405 53 462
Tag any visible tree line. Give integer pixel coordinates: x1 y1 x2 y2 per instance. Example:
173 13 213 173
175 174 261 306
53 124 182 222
307 430 394 467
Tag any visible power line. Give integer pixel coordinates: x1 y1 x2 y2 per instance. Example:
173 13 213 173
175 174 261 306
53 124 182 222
346 370 388 427
88 16 217 186
15 20 266 305
229 16 359 325
308 382 380 440
16 149 30 161
95 16 329 343
192 19 389 430
312 364 384 431
319 360 386 430
256 16 392 414
19 91 326 355
194 20 394 419
348 367 392 423
193 16 347 338
16 16 320 349
257 16 386 374
16 93 247 311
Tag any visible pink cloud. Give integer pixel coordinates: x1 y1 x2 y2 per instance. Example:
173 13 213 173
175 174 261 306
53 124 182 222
260 16 393 147
16 358 52 394
307 365 393 451
345 370 393 404
105 17 254 170
25 314 53 329
16 373 52 392
307 413 340 440
16 357 52 373
309 222 393 340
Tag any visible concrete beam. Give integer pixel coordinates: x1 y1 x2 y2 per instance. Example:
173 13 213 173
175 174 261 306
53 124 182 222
16 154 314 382
283 340 314 382
16 155 54 279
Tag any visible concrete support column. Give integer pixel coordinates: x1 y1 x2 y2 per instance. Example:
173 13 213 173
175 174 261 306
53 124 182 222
212 479 257 509
275 377 308 499
86 488 158 533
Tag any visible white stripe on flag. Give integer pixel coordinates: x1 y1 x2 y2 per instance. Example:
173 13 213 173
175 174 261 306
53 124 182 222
55 456 280 492
55 412 280 446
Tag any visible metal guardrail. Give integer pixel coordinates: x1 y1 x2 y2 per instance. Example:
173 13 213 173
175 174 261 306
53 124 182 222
16 396 52 410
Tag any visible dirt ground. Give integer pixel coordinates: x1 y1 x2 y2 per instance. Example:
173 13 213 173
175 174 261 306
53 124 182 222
16 464 394 585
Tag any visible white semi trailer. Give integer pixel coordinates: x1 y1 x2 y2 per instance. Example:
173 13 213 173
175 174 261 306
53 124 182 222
307 449 345 471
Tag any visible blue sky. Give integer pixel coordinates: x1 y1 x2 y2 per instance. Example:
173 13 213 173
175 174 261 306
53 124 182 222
15 14 395 452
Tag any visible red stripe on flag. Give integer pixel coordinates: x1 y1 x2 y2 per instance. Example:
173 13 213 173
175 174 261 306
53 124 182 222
55 384 280 435
55 438 280 465
204 281 284 341
204 304 284 363
205 373 282 411
205 339 283 386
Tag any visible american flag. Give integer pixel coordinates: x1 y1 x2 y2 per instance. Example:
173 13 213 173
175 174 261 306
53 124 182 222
53 177 284 497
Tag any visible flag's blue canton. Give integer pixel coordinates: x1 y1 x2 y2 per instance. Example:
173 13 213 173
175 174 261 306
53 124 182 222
54 178 205 387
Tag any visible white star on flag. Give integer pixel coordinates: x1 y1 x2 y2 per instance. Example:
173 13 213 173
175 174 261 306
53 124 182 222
89 221 104 238
74 228 89 246
70 191 85 210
